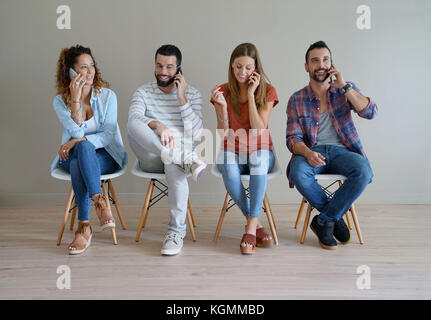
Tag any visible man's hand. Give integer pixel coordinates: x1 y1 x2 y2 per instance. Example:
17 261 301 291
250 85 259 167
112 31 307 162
174 73 188 106
306 150 326 167
156 123 176 149
328 64 346 89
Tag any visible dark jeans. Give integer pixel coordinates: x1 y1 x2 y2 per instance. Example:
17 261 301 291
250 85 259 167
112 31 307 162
290 145 373 225
61 140 119 221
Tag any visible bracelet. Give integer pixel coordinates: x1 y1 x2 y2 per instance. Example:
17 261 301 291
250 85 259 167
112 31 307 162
218 115 228 123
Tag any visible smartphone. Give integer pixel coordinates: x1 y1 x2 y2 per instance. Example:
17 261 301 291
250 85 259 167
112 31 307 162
69 68 78 80
175 67 183 87
327 65 336 83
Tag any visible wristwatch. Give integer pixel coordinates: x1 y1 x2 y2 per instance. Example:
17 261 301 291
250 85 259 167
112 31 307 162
341 82 353 94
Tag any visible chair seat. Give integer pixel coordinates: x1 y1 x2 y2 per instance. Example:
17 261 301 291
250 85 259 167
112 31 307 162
130 159 191 179
315 174 347 181
51 166 127 181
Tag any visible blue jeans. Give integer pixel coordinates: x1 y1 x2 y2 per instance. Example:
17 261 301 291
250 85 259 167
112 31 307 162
217 149 275 218
290 145 373 225
60 140 119 221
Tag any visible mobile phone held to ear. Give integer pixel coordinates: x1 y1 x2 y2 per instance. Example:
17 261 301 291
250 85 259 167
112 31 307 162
175 67 182 87
69 68 78 80
328 65 337 83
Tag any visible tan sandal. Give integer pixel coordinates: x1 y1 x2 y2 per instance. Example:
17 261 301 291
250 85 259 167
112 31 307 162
256 227 272 248
240 233 256 255
68 222 92 255
93 194 115 231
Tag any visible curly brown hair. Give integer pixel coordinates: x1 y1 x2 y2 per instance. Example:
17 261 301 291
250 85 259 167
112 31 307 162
55 45 109 106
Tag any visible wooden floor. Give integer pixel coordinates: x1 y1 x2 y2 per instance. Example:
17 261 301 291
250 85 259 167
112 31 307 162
0 204 430 300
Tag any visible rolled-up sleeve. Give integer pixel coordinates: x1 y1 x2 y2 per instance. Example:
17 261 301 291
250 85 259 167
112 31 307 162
86 90 117 149
349 82 378 120
53 96 85 139
286 95 304 153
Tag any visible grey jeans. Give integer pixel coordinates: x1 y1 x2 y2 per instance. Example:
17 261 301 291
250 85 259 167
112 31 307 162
127 119 189 237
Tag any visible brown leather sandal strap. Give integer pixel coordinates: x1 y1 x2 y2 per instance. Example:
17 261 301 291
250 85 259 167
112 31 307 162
256 227 270 240
70 232 89 249
241 233 256 247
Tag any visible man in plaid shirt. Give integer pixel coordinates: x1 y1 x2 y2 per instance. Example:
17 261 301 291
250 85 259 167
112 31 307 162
286 41 377 250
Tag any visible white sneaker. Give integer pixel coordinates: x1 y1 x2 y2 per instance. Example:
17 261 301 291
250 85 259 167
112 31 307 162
183 152 207 182
161 232 183 256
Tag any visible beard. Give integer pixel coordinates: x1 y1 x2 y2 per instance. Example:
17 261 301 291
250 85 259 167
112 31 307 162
155 72 175 87
310 68 330 83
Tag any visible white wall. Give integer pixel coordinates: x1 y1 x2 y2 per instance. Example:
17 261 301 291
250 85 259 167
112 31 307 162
0 0 430 206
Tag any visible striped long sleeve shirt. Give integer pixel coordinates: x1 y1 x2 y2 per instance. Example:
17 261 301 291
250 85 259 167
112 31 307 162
286 82 378 187
128 81 203 142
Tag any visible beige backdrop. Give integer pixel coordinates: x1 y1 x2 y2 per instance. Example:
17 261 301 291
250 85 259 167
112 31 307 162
1 0 430 206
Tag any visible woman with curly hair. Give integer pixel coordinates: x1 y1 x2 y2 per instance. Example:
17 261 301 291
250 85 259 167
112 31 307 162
210 43 279 255
51 45 127 255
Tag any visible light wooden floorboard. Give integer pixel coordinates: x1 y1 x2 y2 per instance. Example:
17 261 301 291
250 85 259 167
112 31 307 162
0 204 430 299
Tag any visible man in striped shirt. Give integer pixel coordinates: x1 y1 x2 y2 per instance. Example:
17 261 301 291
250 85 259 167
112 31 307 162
127 44 206 256
286 41 377 250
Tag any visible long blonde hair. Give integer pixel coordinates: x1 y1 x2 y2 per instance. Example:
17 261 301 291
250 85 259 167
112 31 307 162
55 45 109 106
226 43 269 116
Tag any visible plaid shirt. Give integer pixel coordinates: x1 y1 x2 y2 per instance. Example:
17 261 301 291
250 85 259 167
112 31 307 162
286 82 378 187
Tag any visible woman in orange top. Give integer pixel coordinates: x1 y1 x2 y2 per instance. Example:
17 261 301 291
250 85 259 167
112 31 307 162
211 43 279 255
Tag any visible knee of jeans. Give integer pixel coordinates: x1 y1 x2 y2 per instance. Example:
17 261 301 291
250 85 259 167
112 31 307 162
353 165 374 185
75 140 95 154
249 162 269 175
218 163 239 178
290 165 315 186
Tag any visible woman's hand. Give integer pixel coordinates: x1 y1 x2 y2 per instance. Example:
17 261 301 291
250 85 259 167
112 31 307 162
247 71 261 96
69 73 86 104
58 138 82 161
211 86 227 108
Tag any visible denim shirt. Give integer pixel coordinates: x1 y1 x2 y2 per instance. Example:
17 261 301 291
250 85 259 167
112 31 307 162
50 87 128 172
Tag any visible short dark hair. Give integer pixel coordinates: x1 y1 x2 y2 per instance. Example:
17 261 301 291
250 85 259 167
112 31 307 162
305 41 332 63
155 44 182 66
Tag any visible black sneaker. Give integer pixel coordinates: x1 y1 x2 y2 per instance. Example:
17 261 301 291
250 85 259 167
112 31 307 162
334 217 350 244
310 215 338 250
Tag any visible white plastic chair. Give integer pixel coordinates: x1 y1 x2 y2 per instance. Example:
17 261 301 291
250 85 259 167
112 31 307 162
51 166 127 246
131 160 197 242
211 150 281 245
294 174 364 244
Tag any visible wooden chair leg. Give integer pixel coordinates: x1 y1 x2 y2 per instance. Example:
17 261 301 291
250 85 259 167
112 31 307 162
69 201 77 230
188 197 197 228
107 179 127 230
300 204 312 244
295 197 307 229
57 187 74 245
264 193 276 229
263 193 278 246
101 181 117 245
345 210 353 230
186 208 197 241
135 179 154 242
350 204 364 244
213 192 230 243
142 180 155 229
